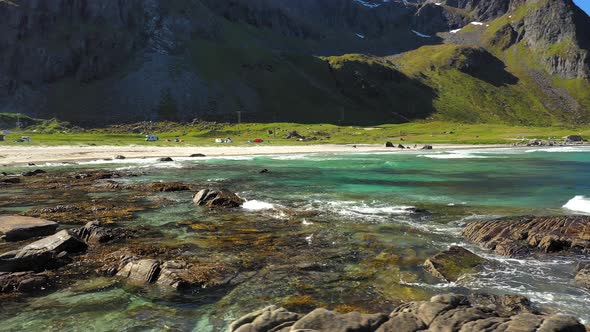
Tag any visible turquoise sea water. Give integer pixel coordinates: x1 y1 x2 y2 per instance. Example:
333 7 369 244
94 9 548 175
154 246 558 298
1 146 590 331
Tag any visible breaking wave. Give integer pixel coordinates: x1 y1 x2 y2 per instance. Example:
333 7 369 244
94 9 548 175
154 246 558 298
563 196 590 214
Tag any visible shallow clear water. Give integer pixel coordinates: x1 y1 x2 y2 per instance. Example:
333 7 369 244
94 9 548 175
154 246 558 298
1 146 590 331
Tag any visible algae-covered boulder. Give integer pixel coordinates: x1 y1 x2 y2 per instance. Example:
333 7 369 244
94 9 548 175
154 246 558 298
423 246 486 282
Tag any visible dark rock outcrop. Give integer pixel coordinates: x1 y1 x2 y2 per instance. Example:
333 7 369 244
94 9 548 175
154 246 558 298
0 230 87 272
423 246 486 282
433 0 511 21
192 189 244 208
228 293 586 332
76 221 114 244
463 215 590 257
483 0 590 80
412 2 469 35
0 215 58 241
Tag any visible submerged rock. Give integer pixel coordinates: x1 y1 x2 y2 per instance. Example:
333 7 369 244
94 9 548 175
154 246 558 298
158 157 174 162
0 271 49 293
192 189 244 208
463 215 590 257
21 169 46 177
0 230 87 272
574 262 590 290
0 177 20 184
129 181 191 192
0 215 58 241
423 246 486 282
228 294 586 332
189 153 206 157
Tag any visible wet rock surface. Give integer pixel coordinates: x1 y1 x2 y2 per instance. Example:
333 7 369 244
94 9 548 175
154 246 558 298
423 246 486 282
127 181 192 192
0 216 58 241
0 230 87 272
76 221 115 244
193 189 245 208
463 215 590 257
229 294 586 332
574 262 590 290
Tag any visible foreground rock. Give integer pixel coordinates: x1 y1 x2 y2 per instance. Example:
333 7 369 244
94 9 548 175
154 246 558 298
229 294 586 332
0 230 87 272
463 216 590 257
0 216 58 241
192 189 244 208
114 258 230 291
423 246 486 282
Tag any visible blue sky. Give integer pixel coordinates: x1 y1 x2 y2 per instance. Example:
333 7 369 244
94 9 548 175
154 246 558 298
574 0 590 15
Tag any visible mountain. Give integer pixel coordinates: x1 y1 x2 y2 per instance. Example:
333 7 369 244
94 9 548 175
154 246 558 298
0 0 589 126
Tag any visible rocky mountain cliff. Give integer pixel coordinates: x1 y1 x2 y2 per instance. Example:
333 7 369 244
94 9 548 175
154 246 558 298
0 0 589 126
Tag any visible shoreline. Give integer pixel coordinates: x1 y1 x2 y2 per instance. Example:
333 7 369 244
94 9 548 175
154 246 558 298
0 143 515 166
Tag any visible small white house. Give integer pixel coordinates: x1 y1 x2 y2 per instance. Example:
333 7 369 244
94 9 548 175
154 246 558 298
145 134 159 142
215 138 224 143
21 136 31 142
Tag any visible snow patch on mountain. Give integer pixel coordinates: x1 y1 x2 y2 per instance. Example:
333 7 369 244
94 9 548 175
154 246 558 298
353 0 390 9
412 30 431 38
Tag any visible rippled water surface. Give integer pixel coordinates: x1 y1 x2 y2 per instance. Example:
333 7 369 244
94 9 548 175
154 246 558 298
1 146 590 331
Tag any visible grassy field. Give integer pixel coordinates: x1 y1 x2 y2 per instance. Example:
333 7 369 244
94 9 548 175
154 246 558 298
1 121 588 146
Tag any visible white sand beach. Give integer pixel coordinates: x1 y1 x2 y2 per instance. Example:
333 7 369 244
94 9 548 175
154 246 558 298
0 143 510 166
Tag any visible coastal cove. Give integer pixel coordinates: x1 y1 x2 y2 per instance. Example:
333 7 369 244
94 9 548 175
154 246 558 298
1 146 590 331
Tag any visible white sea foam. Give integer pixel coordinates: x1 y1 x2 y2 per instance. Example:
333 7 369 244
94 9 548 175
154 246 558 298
563 195 590 214
420 151 489 159
269 154 312 160
525 146 590 153
322 200 416 217
242 200 276 211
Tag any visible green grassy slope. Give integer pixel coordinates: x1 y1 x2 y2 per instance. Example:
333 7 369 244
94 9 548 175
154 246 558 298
2 118 589 146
